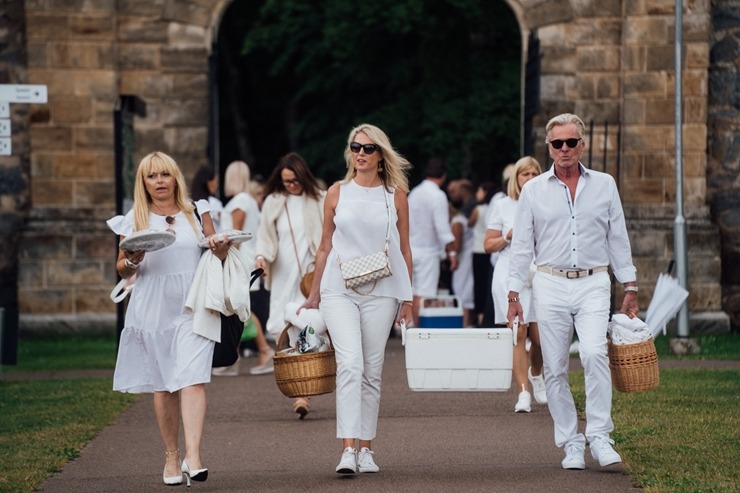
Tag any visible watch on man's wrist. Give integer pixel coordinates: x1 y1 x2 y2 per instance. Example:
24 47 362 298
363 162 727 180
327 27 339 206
624 285 638 293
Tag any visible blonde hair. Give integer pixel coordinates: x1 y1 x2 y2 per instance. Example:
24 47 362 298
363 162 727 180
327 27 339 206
132 151 199 235
342 123 412 193
223 160 251 198
507 156 542 200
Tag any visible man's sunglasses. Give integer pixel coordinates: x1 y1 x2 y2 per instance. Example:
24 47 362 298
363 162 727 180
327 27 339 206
547 138 582 150
349 142 380 154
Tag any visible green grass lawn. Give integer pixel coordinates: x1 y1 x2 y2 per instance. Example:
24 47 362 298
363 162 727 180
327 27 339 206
3 334 119 372
570 368 739 493
0 334 136 493
0 332 738 493
0 378 137 493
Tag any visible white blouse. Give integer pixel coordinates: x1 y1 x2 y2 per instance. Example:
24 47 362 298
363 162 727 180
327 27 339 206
321 180 412 301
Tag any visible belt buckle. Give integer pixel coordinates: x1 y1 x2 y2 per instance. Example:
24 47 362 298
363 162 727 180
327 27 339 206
566 270 581 279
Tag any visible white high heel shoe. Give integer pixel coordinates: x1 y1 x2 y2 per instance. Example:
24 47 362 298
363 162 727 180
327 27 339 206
163 450 183 486
181 459 208 487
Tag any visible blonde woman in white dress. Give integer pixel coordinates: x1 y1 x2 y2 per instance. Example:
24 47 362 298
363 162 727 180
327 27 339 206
107 152 231 487
484 156 546 413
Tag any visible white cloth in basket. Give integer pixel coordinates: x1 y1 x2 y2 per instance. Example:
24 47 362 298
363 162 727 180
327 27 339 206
608 313 651 345
284 301 327 335
282 301 328 348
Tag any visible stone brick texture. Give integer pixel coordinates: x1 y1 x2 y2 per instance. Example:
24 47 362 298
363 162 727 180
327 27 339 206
4 0 736 333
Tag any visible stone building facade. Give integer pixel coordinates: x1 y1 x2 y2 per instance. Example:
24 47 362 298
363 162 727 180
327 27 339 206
2 0 737 334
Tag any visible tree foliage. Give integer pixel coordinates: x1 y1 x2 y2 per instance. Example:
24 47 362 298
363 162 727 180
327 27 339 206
218 0 521 185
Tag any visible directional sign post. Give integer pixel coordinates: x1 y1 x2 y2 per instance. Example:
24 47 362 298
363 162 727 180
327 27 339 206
0 84 48 156
0 84 48 103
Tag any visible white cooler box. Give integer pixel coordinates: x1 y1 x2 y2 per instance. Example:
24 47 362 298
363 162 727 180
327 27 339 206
402 326 513 392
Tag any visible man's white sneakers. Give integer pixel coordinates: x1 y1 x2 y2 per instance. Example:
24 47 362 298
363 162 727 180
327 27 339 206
590 436 622 466
561 442 586 470
561 438 621 469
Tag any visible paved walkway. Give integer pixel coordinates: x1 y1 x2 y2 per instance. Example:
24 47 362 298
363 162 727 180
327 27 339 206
19 338 737 493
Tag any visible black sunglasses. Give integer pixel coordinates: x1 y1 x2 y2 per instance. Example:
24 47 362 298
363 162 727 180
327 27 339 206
350 142 380 154
548 138 582 150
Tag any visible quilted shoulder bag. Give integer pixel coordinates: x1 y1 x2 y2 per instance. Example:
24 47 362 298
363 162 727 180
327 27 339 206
337 187 392 295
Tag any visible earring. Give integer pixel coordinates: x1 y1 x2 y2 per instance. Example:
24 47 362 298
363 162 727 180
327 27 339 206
378 163 384 173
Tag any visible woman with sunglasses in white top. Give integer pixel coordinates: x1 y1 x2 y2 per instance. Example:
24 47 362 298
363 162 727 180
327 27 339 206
301 123 413 475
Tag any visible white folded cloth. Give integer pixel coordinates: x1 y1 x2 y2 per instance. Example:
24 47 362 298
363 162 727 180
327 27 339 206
608 313 652 345
185 247 251 342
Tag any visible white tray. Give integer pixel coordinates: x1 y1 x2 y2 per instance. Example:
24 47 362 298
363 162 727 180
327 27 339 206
119 230 176 252
198 229 252 248
402 326 513 392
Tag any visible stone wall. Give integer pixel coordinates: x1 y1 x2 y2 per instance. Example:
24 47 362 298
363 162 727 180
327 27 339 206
11 0 734 333
19 0 212 329
521 0 725 328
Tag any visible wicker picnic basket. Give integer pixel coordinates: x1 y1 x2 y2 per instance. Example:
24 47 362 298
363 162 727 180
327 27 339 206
607 336 659 393
273 324 336 398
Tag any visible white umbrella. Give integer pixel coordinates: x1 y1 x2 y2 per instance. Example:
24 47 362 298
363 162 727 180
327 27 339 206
645 272 689 338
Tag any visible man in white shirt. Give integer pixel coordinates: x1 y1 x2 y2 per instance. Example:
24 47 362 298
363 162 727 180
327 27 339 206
507 113 639 471
408 158 458 326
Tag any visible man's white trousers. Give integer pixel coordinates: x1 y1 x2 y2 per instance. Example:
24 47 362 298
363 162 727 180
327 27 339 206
532 271 614 448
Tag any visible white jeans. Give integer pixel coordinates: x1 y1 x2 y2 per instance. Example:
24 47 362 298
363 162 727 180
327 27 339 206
532 271 613 448
320 293 398 440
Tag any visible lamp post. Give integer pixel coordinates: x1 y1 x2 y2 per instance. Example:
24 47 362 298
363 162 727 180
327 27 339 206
670 0 699 354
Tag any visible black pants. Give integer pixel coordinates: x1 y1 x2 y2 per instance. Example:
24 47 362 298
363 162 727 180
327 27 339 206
481 261 496 327
472 253 492 325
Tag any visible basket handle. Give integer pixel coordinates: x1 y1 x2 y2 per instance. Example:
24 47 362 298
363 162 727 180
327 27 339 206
276 324 293 352
276 323 333 352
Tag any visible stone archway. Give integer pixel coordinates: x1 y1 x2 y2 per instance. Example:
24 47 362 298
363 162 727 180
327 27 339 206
202 0 727 327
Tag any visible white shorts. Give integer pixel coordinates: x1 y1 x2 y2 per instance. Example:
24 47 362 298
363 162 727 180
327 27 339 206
412 252 441 298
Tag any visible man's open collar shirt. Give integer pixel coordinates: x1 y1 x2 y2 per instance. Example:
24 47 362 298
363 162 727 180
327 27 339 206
508 163 637 294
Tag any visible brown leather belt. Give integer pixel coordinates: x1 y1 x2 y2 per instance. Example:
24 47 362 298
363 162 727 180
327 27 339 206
537 265 608 279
